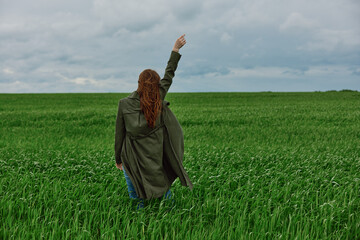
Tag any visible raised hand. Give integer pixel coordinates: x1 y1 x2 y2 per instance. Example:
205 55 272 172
172 34 186 53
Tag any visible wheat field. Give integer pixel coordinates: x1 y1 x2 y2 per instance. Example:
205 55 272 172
1 91 359 239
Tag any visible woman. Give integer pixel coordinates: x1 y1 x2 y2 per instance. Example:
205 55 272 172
114 34 193 210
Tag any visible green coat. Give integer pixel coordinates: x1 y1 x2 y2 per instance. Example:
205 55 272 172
115 51 193 200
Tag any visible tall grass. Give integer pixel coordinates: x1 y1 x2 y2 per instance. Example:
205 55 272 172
1 92 359 239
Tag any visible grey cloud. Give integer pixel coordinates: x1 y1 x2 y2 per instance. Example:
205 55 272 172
171 0 203 20
181 61 231 77
0 0 359 93
351 68 360 76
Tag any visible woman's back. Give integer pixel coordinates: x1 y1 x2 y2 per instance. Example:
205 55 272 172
121 91 163 138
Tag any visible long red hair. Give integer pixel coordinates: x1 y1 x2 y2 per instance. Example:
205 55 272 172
137 69 162 128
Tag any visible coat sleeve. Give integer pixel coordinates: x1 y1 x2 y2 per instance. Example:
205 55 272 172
159 51 182 100
114 100 125 164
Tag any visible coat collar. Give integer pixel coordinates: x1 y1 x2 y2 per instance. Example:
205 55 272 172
128 91 140 99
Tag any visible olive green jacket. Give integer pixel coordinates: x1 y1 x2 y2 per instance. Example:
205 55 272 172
115 51 193 200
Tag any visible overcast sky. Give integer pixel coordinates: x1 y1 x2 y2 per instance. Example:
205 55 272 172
0 0 359 93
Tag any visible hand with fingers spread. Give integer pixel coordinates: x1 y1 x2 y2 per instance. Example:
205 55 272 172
172 34 186 53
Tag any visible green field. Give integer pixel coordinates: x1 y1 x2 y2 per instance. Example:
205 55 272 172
1 91 359 239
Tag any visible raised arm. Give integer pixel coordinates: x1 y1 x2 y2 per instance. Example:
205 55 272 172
159 34 187 100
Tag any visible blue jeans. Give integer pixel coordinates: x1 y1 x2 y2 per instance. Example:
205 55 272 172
123 168 172 209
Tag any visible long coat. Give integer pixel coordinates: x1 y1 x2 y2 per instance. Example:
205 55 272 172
115 51 193 200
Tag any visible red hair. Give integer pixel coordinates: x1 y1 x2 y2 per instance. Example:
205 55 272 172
137 69 162 128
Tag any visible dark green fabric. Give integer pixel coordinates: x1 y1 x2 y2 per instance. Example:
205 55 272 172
115 51 193 200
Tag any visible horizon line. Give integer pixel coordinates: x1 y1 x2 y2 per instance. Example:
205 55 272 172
0 89 359 94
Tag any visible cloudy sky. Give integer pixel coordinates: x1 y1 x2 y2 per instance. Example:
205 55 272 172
0 0 359 93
